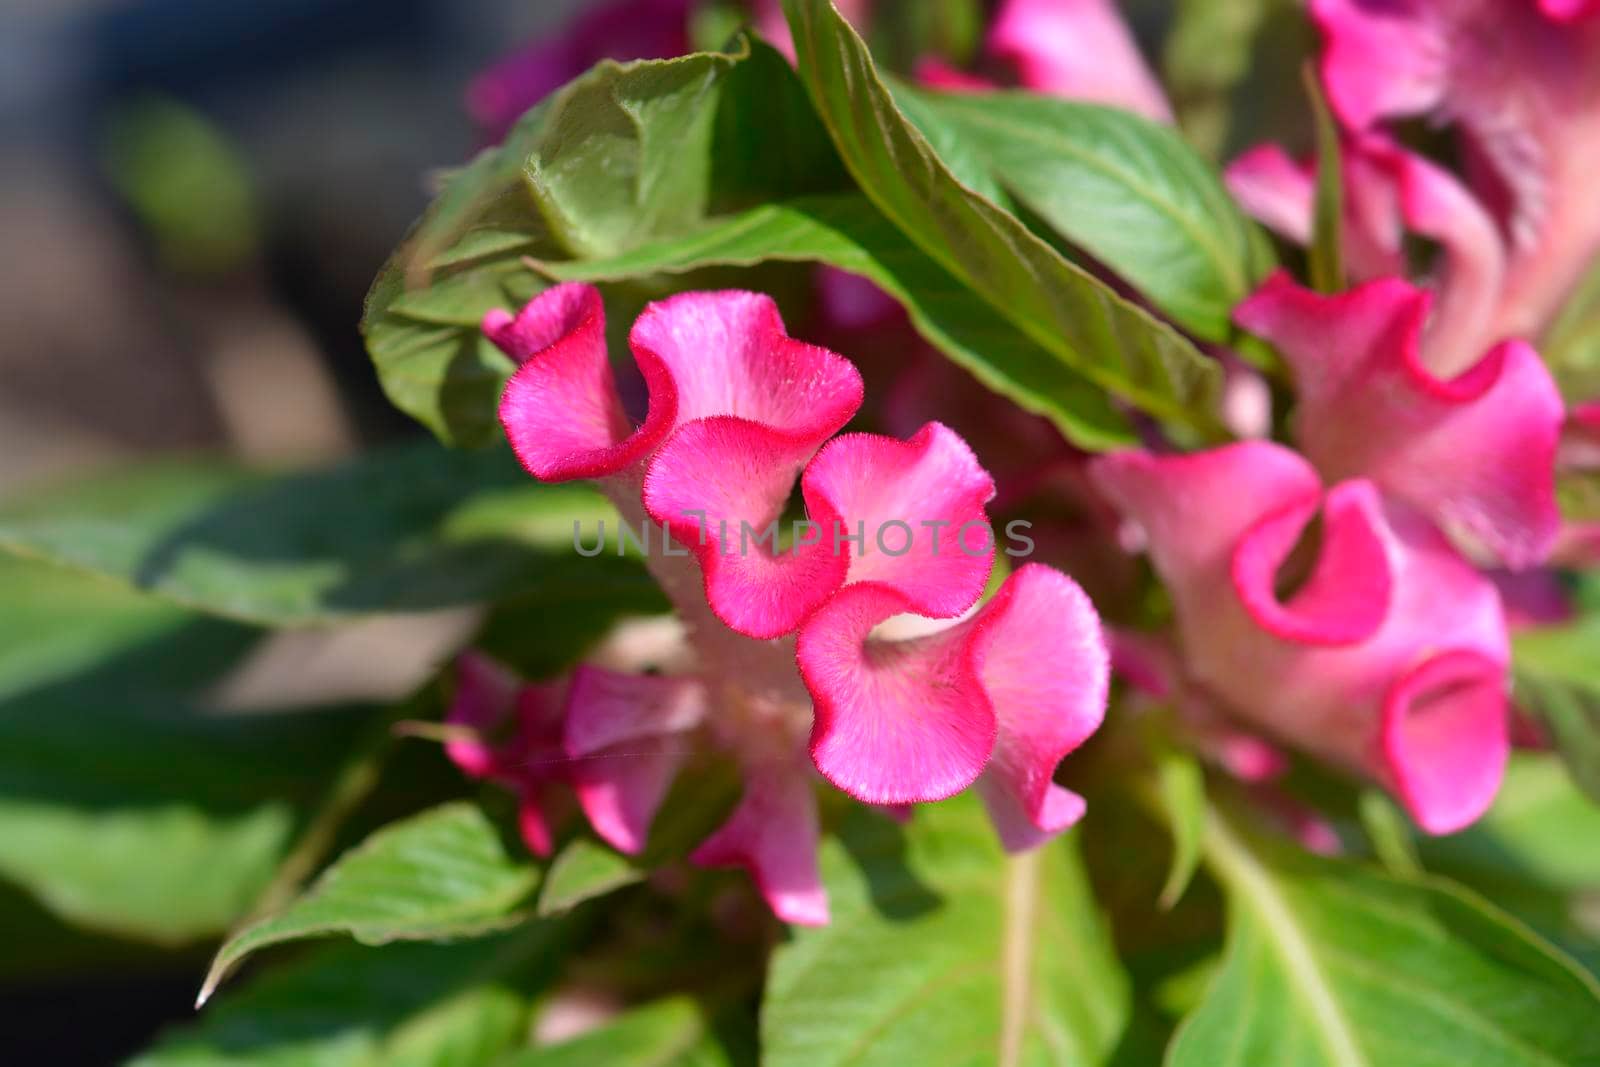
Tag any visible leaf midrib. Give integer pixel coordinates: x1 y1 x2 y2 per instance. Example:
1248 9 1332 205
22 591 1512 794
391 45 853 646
926 97 1247 295
1204 810 1370 1067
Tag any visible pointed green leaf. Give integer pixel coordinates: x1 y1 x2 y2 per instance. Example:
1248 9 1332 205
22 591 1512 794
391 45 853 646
137 928 570 1067
1168 800 1600 1067
536 193 1134 449
902 89 1274 341
762 794 1129 1066
199 803 542 1005
782 0 1224 439
0 558 370 945
0 442 645 627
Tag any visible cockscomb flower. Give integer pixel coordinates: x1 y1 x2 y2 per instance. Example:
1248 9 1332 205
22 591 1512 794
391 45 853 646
464 282 1110 923
916 0 1172 122
1230 0 1600 373
1235 271 1564 569
1092 442 1512 834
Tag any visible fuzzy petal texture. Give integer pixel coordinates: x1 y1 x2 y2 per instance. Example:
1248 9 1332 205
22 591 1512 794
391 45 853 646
801 423 996 619
798 562 1108 839
690 760 829 925
637 291 864 637
1236 273 1562 568
798 582 998 805
988 0 1172 121
496 287 861 501
491 283 653 482
970 565 1109 851
1313 0 1600 341
563 666 707 854
1091 443 1511 833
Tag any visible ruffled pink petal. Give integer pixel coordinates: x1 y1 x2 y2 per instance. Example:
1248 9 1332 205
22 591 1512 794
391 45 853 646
690 762 828 925
1225 135 1407 282
1236 273 1562 568
1382 650 1510 834
1382 146 1507 376
630 290 862 435
797 583 997 805
497 288 862 497
969 565 1108 851
492 283 657 483
798 562 1108 826
635 296 863 637
564 665 706 757
444 652 523 779
1231 481 1392 645
987 0 1172 121
516 783 558 858
569 737 687 856
563 666 707 854
1314 0 1600 341
643 417 851 639
1225 144 1314 245
801 423 996 619
1310 0 1447 130
1091 443 1512 833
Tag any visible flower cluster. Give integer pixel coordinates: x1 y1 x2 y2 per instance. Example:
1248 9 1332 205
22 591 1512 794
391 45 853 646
1227 0 1600 377
450 283 1109 923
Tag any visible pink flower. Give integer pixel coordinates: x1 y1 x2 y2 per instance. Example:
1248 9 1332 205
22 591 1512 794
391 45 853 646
475 283 1110 922
914 0 1172 122
1233 0 1600 369
986 0 1172 121
1092 442 1511 834
1235 272 1563 569
444 652 571 857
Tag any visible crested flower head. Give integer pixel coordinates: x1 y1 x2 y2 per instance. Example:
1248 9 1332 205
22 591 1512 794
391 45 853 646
469 282 1111 923
1235 271 1563 569
1233 0 1600 370
1092 442 1511 834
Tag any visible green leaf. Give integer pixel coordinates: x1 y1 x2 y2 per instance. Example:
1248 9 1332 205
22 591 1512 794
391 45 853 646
0 441 640 627
539 839 645 917
1543 257 1600 402
782 0 1225 439
1415 754 1600 973
537 193 1134 449
200 803 542 1005
494 996 753 1067
1514 615 1600 803
1305 66 1346 296
1155 747 1206 909
136 928 570 1067
1168 799 1600 1067
901 89 1273 341
0 558 370 944
364 37 848 446
762 794 1130 1066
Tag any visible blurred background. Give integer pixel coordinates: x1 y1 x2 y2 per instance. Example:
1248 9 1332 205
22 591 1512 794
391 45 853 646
0 2 587 1061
